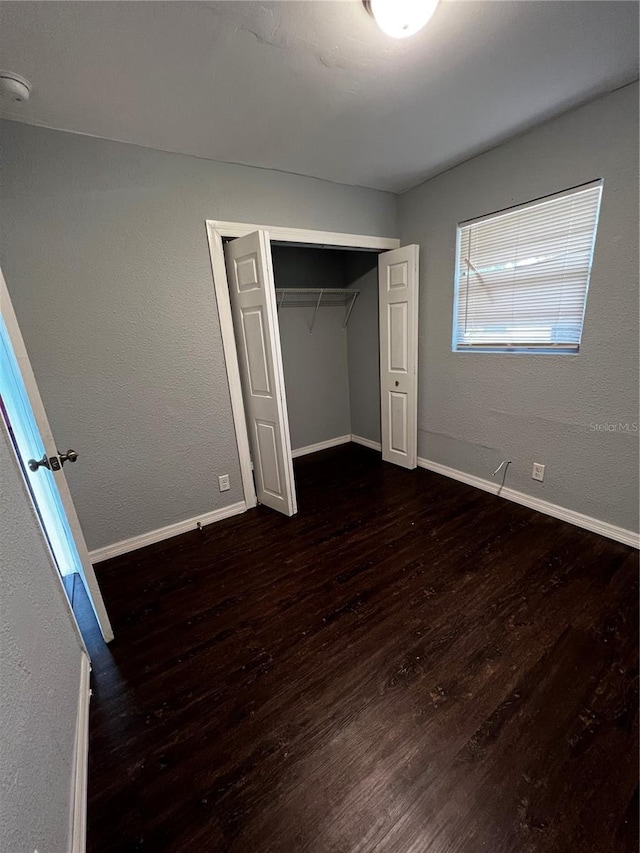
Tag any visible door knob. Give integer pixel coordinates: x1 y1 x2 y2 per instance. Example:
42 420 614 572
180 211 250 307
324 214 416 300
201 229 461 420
28 453 51 472
58 449 78 466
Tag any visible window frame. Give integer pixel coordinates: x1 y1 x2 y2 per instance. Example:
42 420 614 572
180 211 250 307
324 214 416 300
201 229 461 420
451 180 603 356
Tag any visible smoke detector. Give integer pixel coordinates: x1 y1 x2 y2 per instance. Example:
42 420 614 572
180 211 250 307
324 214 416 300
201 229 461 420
0 71 32 103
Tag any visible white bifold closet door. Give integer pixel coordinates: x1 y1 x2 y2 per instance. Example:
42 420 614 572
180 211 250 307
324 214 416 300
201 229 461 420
378 245 419 470
224 231 297 516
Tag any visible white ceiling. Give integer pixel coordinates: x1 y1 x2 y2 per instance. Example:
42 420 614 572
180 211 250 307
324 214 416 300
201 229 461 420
0 1 637 192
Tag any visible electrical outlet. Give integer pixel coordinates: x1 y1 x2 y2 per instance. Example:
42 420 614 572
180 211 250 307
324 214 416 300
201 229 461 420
218 474 230 492
532 463 545 482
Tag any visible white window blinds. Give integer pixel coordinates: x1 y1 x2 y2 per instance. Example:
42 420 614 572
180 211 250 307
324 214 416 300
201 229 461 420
453 181 602 353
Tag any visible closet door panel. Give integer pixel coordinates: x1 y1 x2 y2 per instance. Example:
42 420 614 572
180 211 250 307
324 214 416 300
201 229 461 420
225 231 297 516
379 245 419 470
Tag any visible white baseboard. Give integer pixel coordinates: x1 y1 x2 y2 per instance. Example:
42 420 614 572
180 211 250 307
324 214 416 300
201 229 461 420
291 435 352 458
71 653 91 853
418 457 639 549
351 434 382 452
89 500 247 563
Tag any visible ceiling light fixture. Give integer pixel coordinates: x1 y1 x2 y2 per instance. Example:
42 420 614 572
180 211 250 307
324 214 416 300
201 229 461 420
364 0 439 39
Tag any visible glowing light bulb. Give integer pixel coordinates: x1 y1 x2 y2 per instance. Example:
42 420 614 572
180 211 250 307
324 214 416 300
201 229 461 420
366 0 439 39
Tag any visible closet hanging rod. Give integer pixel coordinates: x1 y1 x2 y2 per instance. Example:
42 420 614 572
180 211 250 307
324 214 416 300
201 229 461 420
275 287 360 296
275 288 360 333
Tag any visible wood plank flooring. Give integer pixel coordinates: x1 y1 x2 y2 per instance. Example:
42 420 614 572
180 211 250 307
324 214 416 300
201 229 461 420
84 444 639 852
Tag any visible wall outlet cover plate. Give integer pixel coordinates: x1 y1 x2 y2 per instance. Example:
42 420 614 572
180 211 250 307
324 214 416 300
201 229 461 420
532 463 545 482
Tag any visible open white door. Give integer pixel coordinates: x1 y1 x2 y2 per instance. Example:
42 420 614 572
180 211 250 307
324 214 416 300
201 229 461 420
379 245 419 470
224 231 297 516
1 269 114 642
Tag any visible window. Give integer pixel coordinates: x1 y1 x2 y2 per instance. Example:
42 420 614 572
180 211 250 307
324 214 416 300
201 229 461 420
452 180 602 354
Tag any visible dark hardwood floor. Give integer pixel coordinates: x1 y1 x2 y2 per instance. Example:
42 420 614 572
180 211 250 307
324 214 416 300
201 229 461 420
84 444 639 852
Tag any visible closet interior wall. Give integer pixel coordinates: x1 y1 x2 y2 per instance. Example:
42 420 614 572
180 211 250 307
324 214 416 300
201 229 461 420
271 245 380 453
344 253 380 446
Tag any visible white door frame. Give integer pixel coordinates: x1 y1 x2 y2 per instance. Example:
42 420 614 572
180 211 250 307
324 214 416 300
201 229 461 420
205 220 399 508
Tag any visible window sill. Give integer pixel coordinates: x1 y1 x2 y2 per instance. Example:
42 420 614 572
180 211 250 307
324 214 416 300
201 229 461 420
453 346 580 355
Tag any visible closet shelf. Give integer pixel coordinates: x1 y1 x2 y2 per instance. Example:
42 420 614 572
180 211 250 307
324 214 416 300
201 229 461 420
275 288 359 333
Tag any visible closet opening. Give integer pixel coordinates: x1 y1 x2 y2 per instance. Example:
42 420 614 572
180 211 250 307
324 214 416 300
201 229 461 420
270 243 381 464
221 237 382 511
209 221 417 520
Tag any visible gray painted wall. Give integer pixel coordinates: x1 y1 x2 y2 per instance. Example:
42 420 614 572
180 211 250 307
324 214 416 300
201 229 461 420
0 419 83 852
272 247 351 449
0 120 396 550
278 306 351 449
346 254 381 443
398 83 639 533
